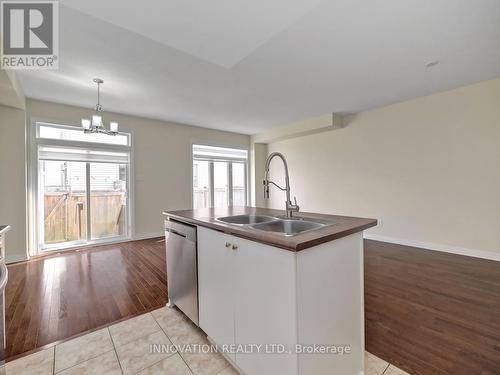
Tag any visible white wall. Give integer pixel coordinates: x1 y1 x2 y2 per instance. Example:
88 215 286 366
0 104 27 263
266 78 500 255
1 99 250 261
250 142 268 207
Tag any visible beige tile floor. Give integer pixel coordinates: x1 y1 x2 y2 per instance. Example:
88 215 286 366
1 308 411 375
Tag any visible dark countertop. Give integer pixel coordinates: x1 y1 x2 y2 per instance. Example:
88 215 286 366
0 225 10 236
163 207 377 251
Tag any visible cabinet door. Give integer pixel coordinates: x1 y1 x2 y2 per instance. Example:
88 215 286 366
234 237 298 375
198 227 236 361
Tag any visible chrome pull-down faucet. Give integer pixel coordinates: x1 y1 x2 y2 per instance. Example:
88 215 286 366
263 152 300 218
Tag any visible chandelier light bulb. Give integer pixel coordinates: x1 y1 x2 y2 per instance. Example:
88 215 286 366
81 118 91 130
109 122 119 133
92 115 103 127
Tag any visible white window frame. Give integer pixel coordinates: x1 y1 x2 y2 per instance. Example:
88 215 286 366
28 120 134 256
191 143 249 208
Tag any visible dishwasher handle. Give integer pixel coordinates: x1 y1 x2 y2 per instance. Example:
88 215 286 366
165 227 187 238
165 219 197 242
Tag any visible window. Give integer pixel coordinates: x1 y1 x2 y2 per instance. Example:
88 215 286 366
192 144 248 209
38 122 130 145
32 122 132 253
232 162 246 206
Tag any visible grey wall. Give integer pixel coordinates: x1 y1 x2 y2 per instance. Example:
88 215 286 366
266 78 500 254
0 104 27 262
0 98 251 262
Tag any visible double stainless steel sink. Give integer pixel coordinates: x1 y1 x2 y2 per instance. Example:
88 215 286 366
217 214 335 236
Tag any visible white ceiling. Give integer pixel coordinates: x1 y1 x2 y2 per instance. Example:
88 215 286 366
62 0 324 68
17 0 500 134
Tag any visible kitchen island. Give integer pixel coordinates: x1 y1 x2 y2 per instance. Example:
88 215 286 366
163 207 376 375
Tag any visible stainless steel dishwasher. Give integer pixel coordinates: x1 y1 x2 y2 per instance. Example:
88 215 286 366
165 218 199 325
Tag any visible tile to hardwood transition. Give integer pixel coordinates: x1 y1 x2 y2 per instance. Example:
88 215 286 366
5 237 167 360
365 351 390 375
54 328 114 372
137 354 192 375
115 330 173 375
0 309 410 375
5 347 54 375
109 312 161 347
7 236 500 375
56 350 121 375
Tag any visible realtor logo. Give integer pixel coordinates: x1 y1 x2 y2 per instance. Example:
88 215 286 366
1 0 58 69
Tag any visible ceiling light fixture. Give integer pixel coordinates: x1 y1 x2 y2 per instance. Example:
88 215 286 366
81 78 119 135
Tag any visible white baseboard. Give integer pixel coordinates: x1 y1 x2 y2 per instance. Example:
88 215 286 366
6 253 28 264
364 233 500 262
133 232 164 240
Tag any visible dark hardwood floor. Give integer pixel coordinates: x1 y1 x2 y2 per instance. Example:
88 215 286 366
5 236 500 374
365 239 500 375
5 237 167 360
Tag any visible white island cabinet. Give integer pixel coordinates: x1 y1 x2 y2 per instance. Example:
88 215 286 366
197 226 365 375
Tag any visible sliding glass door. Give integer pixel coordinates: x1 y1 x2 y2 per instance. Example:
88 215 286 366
38 153 130 250
33 122 132 253
40 160 88 246
89 162 128 240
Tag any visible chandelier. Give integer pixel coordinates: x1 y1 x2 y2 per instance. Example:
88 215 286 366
81 78 119 135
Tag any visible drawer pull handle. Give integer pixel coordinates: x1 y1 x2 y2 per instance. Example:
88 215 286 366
225 242 231 248
232 244 238 250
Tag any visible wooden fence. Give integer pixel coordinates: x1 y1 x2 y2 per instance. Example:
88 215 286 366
44 192 125 244
193 187 246 208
